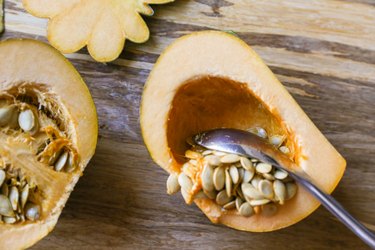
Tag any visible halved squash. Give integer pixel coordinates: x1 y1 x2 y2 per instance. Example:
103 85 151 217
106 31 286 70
140 31 346 231
0 39 97 249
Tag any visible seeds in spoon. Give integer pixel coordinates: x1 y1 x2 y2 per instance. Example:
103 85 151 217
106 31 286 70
18 109 36 132
213 166 225 191
269 135 285 147
166 173 180 195
239 202 254 217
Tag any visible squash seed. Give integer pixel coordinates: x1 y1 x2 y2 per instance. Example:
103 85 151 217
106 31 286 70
201 164 214 192
216 190 232 206
24 203 41 221
18 109 36 132
274 170 288 180
213 151 226 156
273 180 286 204
229 165 239 184
225 168 232 197
262 203 278 217
243 169 255 183
54 151 69 172
0 194 14 217
9 186 19 211
238 168 244 183
223 200 236 210
269 135 285 147
220 154 240 164
239 202 254 217
20 184 29 208
240 157 253 170
256 127 267 139
256 163 272 174
241 183 263 200
185 150 201 159
258 180 274 199
286 182 297 200
3 216 16 224
263 173 275 181
279 146 290 154
251 175 262 189
204 155 221 166
203 189 217 200
0 169 5 187
213 166 225 191
235 197 243 211
166 173 180 195
178 173 193 192
202 150 213 156
249 199 270 206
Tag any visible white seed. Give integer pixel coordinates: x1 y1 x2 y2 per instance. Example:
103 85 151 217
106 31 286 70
269 135 285 147
229 165 239 184
243 169 255 183
166 173 180 195
235 197 243 211
201 164 214 192
213 151 226 156
249 199 270 206
181 188 190 203
256 127 268 138
178 173 193 192
239 202 254 217
213 166 225 191
238 168 244 183
274 170 288 180
203 189 217 200
251 158 259 163
279 146 290 154
0 169 5 187
54 151 69 171
241 183 263 200
202 150 213 156
9 186 19 211
18 109 35 132
251 175 262 189
185 150 201 159
223 200 236 210
65 153 75 173
189 159 198 166
263 173 275 181
256 163 272 174
25 203 41 221
216 190 232 206
258 180 274 199
240 157 253 170
225 168 232 197
204 155 221 166
3 216 16 224
220 154 240 164
262 203 278 217
274 180 286 204
286 182 297 200
20 184 29 208
0 195 14 217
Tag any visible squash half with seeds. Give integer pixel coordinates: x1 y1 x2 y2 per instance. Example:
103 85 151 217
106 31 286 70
141 31 346 231
0 39 97 249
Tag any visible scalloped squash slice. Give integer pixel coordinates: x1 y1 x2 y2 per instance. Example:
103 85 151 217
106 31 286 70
0 39 98 249
23 0 174 62
140 31 346 232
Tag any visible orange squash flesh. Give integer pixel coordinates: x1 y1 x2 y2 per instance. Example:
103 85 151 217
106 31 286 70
141 31 346 232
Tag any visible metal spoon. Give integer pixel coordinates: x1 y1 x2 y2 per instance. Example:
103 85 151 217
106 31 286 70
193 128 375 248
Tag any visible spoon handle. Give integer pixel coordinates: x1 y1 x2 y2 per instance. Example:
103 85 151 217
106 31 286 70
289 171 375 249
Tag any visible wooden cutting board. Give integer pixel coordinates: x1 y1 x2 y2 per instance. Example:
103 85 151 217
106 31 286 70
2 0 375 249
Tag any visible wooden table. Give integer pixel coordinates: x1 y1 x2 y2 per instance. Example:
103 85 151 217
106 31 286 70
2 0 375 249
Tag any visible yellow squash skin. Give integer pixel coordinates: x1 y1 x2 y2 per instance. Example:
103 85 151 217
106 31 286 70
0 39 98 249
140 31 346 232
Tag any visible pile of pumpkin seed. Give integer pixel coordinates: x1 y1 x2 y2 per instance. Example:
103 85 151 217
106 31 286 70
0 167 41 224
0 101 76 173
166 128 297 217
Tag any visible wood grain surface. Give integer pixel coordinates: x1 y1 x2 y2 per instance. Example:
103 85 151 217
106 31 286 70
2 0 375 249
